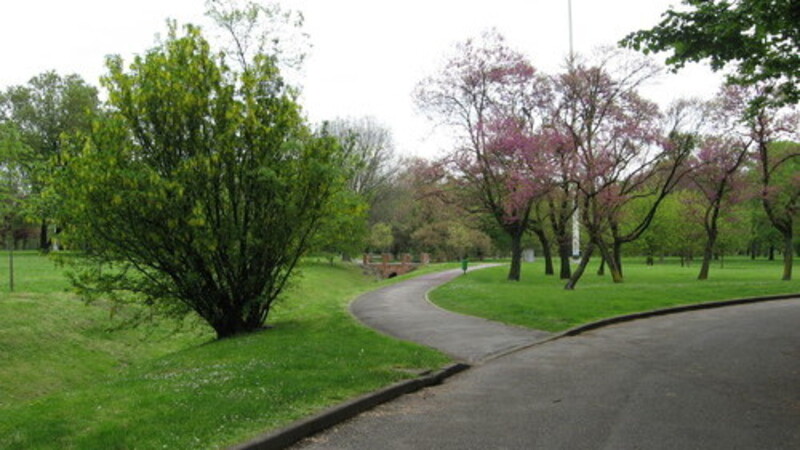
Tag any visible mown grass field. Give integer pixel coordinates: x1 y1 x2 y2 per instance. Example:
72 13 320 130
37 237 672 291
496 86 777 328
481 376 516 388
0 252 450 449
431 257 800 332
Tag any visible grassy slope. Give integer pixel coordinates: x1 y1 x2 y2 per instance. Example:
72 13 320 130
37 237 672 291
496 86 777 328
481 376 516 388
0 253 449 449
431 257 800 332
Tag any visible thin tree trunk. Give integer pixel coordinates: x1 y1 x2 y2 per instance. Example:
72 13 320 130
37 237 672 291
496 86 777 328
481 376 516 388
7 232 14 292
597 255 605 276
39 219 48 252
564 241 595 290
558 241 572 279
599 242 623 283
698 234 716 280
613 240 623 279
533 228 554 276
508 231 523 281
782 230 793 281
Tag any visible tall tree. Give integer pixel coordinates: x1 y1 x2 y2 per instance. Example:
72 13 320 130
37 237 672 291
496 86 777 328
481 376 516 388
327 116 397 209
622 0 800 107
309 118 396 262
53 24 344 339
541 130 578 279
0 123 32 291
0 71 98 250
723 84 799 279
415 30 552 281
690 136 751 279
683 89 754 279
554 51 691 289
205 0 308 74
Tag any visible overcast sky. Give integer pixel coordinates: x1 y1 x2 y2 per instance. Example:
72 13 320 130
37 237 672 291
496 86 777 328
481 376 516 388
0 0 723 158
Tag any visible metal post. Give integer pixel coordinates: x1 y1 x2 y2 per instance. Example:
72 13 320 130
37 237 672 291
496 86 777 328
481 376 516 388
568 0 580 259
568 0 574 58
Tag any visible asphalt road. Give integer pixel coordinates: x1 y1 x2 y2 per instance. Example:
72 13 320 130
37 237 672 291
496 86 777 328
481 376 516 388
299 298 800 449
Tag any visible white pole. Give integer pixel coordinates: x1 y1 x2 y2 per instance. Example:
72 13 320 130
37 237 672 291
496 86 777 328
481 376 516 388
568 0 574 58
568 0 580 259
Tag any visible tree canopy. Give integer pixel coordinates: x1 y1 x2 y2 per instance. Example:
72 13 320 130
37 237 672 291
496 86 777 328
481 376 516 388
621 0 800 106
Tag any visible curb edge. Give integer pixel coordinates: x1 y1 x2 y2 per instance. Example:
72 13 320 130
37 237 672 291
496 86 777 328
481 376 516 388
483 292 800 363
229 362 470 450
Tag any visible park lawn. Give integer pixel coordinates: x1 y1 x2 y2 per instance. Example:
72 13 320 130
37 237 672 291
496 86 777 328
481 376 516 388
431 257 800 332
0 252 450 449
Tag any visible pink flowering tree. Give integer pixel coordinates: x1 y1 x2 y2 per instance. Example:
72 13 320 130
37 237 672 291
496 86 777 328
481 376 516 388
690 134 752 279
415 30 553 281
738 86 800 280
683 87 756 279
553 51 691 289
533 127 578 279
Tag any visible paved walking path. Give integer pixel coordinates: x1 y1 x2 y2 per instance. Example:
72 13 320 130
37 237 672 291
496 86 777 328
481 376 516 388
350 265 551 363
292 266 800 449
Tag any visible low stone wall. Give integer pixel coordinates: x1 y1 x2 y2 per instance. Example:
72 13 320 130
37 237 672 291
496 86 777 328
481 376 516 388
362 253 429 279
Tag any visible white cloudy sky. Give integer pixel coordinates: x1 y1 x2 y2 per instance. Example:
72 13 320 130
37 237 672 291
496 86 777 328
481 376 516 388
0 0 723 158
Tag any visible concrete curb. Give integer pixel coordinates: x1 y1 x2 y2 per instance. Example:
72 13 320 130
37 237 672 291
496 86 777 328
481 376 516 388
229 363 470 450
483 292 800 362
558 292 800 337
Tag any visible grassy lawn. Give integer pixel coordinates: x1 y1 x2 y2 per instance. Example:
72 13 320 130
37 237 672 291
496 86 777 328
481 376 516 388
0 252 450 449
431 257 800 332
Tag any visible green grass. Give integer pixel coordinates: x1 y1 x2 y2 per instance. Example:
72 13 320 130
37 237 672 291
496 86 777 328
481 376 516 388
430 257 800 332
0 252 450 449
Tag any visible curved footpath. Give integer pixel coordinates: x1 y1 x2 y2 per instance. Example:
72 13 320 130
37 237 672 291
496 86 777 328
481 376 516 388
349 264 551 363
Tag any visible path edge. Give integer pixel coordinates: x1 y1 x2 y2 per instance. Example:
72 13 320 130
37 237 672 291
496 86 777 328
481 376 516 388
228 363 470 450
484 292 800 362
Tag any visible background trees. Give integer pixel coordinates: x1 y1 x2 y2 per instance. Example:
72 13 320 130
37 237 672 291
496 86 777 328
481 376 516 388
54 24 344 338
0 71 99 250
625 0 800 280
326 117 396 207
0 123 32 291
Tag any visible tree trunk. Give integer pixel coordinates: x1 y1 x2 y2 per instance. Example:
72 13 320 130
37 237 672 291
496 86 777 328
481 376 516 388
213 306 269 339
508 231 523 281
564 242 594 290
597 255 605 276
769 246 775 260
558 241 572 279
533 228 554 276
7 232 14 292
698 235 715 280
39 219 49 252
782 230 793 281
599 242 623 283
613 241 624 279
